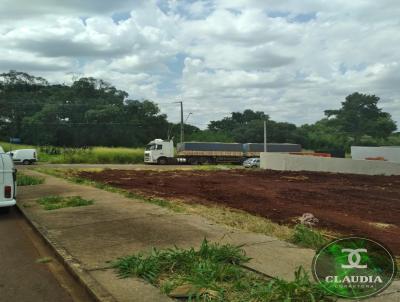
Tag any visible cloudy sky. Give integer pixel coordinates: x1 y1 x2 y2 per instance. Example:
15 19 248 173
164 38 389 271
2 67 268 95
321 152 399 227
1 0 399 128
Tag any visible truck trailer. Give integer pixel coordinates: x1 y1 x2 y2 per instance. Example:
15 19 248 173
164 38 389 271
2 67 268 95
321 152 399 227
243 143 301 157
144 139 302 165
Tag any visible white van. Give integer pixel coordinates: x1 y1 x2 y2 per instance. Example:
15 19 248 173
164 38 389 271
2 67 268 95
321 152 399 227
0 151 16 212
8 149 37 165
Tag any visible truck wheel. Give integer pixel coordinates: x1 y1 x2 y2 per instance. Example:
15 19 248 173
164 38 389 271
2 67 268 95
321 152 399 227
157 157 168 165
189 158 198 165
22 160 30 165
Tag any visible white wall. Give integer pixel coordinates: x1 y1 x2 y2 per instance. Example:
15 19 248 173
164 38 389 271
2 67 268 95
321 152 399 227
260 153 400 176
351 146 400 163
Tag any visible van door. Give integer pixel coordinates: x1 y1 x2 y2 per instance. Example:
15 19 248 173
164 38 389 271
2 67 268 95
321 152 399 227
0 155 4 185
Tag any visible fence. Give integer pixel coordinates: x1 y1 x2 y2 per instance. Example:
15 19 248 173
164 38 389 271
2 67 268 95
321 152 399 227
260 153 400 176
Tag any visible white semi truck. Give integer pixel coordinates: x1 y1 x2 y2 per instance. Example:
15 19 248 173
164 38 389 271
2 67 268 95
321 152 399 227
144 139 176 165
144 139 301 165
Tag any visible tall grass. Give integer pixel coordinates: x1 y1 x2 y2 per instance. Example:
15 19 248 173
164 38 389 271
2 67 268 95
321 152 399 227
0 142 36 152
17 173 44 186
49 147 144 164
0 141 144 164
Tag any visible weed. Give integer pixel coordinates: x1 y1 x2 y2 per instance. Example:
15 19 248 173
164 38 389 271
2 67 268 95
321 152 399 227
291 224 327 249
113 239 334 301
37 195 94 210
249 267 331 302
36 257 53 264
17 173 44 186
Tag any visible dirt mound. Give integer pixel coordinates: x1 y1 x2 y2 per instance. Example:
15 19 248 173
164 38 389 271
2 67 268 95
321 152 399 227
78 169 400 254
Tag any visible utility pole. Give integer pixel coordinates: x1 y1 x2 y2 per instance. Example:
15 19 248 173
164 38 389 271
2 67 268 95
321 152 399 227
264 120 267 152
173 100 184 144
179 101 184 145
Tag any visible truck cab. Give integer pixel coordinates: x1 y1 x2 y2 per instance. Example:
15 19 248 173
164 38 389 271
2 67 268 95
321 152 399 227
144 139 174 164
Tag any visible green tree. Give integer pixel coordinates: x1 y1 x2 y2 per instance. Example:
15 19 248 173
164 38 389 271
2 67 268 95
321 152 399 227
324 92 397 144
208 109 268 132
0 71 170 147
207 109 299 143
0 70 49 138
296 119 349 156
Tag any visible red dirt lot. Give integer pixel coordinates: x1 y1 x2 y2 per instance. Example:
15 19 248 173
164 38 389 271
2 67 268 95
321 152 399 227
77 169 400 254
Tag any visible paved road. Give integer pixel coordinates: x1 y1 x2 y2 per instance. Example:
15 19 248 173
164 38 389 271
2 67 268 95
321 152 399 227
19 163 189 170
18 163 242 171
0 207 92 302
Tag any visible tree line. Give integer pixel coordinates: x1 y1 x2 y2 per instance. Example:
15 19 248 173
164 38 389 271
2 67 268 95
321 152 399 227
0 71 398 156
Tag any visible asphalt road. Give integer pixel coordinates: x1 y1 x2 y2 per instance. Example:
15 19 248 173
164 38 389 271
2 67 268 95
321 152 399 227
0 207 92 302
21 163 194 170
18 163 243 171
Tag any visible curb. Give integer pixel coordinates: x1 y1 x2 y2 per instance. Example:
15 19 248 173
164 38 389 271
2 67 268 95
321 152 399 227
16 203 117 302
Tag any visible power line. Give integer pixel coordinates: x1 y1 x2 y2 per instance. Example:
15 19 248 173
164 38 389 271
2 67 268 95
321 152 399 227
3 122 145 126
1 100 179 105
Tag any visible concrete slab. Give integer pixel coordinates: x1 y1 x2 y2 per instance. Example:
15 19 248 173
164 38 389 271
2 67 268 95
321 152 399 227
365 293 400 302
27 200 169 229
242 240 314 281
47 215 223 269
90 270 173 302
338 291 400 302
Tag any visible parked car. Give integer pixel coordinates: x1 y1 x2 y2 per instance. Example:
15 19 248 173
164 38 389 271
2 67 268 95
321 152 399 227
243 157 260 168
7 149 37 165
0 150 17 213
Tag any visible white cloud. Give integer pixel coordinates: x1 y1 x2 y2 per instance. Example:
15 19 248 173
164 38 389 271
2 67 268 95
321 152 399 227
0 0 140 18
0 0 399 128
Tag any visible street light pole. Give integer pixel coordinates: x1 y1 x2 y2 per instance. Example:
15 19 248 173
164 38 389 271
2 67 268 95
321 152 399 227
180 101 184 145
264 120 267 152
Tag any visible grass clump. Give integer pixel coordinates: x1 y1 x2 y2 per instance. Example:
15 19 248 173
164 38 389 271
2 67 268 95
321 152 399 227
17 173 44 186
113 239 333 301
36 257 53 264
291 224 328 249
37 195 94 210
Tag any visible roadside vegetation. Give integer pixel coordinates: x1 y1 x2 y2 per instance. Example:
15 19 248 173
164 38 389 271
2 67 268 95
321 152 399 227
37 195 94 210
44 146 144 164
16 172 44 186
113 239 334 301
1 142 144 164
